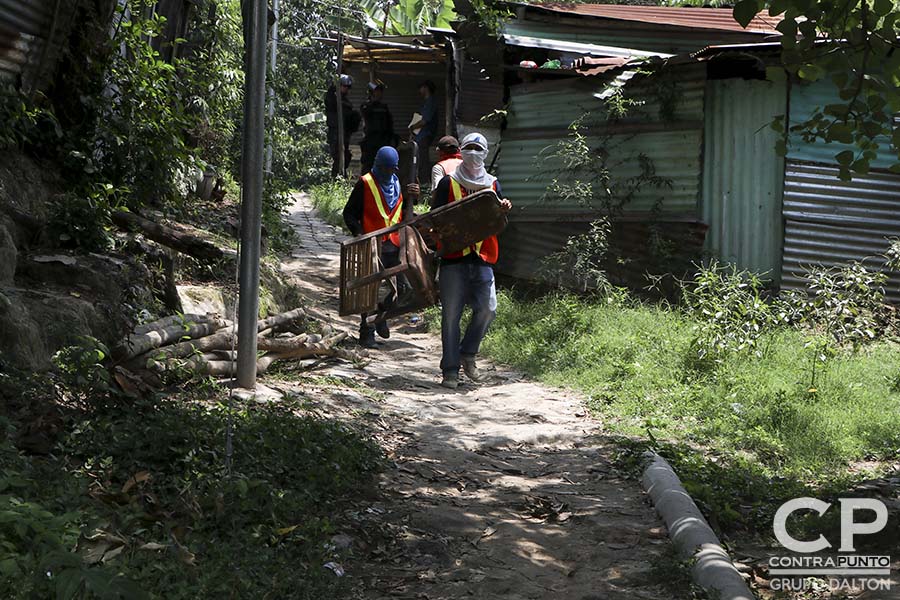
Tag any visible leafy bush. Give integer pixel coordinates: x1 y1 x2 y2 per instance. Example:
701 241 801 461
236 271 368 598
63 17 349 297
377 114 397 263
540 218 611 291
790 261 890 348
52 336 111 400
0 383 383 599
47 184 121 252
309 179 354 229
681 261 776 361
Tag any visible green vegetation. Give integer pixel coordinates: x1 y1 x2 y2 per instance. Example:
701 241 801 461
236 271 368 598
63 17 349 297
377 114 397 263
0 370 382 599
731 0 900 179
309 179 355 229
477 263 900 536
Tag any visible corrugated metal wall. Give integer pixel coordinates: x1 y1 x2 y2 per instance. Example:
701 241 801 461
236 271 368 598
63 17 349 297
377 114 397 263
702 77 786 280
459 57 503 124
781 162 900 300
499 63 705 215
788 79 898 168
502 18 765 55
0 0 76 91
495 63 707 281
781 79 900 301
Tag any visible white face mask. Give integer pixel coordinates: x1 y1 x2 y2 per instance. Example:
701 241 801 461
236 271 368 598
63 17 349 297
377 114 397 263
461 148 487 169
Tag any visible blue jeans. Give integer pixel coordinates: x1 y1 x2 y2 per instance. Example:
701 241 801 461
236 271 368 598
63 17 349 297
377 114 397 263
439 261 497 376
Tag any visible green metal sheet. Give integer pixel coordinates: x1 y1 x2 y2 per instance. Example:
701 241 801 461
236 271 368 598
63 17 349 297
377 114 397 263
788 79 897 169
502 19 742 55
702 77 787 280
497 65 706 215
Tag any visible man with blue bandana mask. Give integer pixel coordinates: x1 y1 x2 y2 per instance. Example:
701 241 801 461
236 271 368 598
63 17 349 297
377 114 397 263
431 132 512 388
343 146 410 348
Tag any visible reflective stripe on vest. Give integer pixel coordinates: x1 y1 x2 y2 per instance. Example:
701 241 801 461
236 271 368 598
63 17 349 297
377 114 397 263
362 173 402 245
447 178 499 264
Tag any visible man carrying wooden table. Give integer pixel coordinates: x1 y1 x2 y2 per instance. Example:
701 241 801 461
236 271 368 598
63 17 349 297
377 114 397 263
430 133 512 389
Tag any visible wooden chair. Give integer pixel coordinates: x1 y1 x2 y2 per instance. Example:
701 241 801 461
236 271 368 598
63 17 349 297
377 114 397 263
339 189 507 318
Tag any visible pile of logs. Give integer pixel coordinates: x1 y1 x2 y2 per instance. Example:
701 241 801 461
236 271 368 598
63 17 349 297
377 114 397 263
112 308 353 389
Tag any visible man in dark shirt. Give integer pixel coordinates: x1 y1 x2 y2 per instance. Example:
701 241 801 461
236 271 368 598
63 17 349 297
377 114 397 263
431 133 511 389
324 74 360 178
343 146 411 348
408 80 438 186
360 81 395 174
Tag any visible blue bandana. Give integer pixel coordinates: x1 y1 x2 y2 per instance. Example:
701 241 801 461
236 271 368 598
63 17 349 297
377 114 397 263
371 146 401 210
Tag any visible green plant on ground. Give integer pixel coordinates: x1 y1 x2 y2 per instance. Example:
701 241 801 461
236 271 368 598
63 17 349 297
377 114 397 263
309 178 355 229
779 262 891 392
480 286 900 538
0 374 383 599
680 261 776 362
540 218 612 291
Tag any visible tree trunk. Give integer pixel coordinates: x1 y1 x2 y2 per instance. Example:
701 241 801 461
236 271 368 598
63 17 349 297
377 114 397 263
111 210 237 262
115 317 228 361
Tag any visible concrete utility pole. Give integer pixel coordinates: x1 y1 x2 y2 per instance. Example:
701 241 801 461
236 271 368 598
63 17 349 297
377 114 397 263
335 31 345 176
236 0 268 389
265 0 280 173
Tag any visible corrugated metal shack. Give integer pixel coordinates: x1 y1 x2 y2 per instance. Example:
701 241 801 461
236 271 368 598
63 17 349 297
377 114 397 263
337 30 505 181
485 4 781 288
0 0 80 92
468 3 900 301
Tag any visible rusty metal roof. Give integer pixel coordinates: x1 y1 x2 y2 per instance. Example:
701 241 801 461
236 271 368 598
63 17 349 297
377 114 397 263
514 3 781 35
573 56 631 76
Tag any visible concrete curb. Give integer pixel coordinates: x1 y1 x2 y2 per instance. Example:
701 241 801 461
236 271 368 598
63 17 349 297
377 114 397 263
641 451 756 600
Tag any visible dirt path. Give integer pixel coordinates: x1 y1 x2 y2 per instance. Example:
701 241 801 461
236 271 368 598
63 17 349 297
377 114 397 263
278 194 675 599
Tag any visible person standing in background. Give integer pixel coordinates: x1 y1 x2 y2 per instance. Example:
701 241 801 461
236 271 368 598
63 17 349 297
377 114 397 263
405 135 461 203
408 80 438 186
324 74 360 178
430 136 462 194
359 81 395 175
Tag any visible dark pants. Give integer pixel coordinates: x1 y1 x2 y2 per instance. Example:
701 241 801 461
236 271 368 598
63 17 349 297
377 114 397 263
415 136 433 187
329 131 351 178
360 243 406 339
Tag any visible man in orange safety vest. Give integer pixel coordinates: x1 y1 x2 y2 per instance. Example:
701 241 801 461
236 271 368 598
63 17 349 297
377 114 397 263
343 146 409 348
430 133 511 389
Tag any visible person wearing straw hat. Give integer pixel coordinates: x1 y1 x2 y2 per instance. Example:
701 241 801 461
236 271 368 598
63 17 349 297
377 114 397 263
430 132 512 389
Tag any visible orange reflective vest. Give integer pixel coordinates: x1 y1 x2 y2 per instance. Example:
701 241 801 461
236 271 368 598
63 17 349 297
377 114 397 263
444 178 499 264
361 173 402 246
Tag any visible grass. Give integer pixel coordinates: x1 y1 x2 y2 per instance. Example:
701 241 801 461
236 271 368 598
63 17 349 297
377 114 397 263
308 179 432 231
477 289 900 537
0 372 382 599
309 179 354 229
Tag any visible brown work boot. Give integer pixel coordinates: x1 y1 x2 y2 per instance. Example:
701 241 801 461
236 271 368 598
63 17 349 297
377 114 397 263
440 372 459 389
461 355 483 382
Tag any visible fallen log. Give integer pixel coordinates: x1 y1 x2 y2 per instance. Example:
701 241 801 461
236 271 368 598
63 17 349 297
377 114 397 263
256 334 310 353
111 210 237 263
114 317 228 361
256 307 307 332
132 313 217 336
143 332 350 379
124 308 309 371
